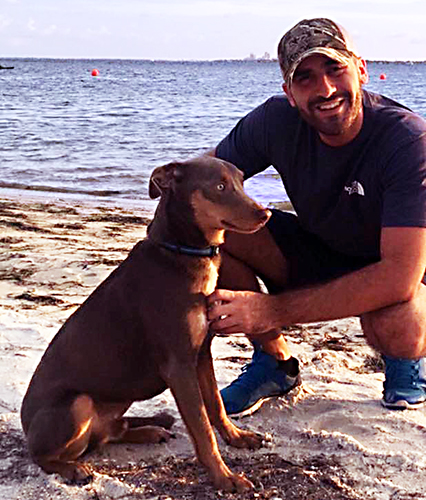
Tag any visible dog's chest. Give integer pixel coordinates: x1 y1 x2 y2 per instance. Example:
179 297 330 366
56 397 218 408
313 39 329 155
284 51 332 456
201 259 219 296
185 259 219 346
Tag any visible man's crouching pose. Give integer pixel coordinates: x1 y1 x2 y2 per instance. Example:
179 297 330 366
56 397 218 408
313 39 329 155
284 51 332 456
207 17 426 415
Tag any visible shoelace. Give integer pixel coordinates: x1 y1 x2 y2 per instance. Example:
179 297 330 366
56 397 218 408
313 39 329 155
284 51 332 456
227 360 274 392
385 359 421 389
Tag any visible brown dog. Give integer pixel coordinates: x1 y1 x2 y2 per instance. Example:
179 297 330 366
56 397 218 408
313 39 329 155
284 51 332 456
21 156 270 491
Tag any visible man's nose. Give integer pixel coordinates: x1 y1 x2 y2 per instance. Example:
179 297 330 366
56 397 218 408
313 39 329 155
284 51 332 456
316 74 337 98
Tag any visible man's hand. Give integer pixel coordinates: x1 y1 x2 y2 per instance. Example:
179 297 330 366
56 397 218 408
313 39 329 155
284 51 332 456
207 289 278 335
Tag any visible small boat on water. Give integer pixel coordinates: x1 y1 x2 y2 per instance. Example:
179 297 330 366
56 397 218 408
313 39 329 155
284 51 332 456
0 64 14 70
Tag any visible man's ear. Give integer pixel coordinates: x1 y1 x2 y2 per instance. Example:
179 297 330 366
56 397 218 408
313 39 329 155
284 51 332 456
149 162 183 199
358 58 369 85
282 82 296 107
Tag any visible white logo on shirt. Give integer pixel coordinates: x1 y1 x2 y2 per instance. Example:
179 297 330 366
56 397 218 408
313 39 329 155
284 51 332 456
344 181 365 196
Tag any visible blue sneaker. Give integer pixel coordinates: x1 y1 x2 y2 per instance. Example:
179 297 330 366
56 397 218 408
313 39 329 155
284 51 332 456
382 356 426 409
220 351 301 417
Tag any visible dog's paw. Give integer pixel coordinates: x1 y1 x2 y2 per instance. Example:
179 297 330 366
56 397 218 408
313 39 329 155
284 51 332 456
63 464 94 485
125 425 175 444
214 471 254 492
153 411 175 430
225 428 265 450
151 427 175 444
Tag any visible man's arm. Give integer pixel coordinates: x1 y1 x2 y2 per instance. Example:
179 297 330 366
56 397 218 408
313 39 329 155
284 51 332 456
208 226 426 334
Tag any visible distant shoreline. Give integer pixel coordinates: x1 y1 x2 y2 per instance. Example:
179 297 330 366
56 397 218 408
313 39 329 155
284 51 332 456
1 56 425 64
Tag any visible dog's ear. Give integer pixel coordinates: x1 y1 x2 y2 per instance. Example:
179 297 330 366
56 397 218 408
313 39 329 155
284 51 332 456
149 162 184 199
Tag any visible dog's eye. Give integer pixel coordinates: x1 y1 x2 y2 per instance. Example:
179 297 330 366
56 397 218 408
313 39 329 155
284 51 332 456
217 183 226 191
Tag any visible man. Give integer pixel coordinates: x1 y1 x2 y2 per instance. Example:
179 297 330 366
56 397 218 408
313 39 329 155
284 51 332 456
207 18 426 417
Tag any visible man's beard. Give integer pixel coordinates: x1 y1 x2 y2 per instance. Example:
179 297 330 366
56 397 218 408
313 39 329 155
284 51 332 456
298 88 363 139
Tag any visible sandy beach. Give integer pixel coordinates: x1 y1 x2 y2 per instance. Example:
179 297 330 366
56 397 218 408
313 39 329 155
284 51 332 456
1 193 426 500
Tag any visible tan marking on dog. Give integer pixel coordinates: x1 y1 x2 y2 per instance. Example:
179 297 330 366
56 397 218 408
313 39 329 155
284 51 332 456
203 261 219 296
65 418 92 450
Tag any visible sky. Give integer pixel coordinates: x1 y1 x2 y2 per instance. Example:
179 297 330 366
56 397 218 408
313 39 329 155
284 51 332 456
1 0 426 61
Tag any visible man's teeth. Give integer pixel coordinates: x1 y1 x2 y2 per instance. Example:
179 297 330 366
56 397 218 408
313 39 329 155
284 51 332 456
318 99 343 110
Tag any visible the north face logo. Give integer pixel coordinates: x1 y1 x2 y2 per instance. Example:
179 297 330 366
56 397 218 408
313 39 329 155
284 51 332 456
344 181 365 196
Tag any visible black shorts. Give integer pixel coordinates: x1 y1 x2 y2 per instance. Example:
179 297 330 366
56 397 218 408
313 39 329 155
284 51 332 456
264 210 378 292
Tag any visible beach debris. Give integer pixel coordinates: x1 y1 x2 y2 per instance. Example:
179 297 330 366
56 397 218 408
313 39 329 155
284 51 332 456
14 292 64 306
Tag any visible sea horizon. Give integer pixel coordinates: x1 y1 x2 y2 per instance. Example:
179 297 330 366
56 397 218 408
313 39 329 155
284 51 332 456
1 55 426 64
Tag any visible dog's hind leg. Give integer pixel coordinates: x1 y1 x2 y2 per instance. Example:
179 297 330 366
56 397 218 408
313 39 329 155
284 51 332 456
116 420 175 444
87 403 174 446
123 412 175 430
26 394 95 483
115 414 175 444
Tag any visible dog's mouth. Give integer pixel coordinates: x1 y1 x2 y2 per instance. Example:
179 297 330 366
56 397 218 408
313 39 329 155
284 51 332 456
221 214 270 233
221 220 239 231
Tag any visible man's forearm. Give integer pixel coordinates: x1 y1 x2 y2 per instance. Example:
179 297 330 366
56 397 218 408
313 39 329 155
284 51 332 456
209 208 426 337
271 259 419 327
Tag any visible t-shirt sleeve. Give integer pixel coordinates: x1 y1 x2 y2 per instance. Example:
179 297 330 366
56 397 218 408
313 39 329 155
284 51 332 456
215 100 272 179
381 132 426 228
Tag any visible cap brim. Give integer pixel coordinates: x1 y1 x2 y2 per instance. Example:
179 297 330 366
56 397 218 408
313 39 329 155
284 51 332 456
286 47 352 84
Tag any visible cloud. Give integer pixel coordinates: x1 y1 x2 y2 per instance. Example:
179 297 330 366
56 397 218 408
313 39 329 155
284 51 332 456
0 15 12 31
85 25 112 36
72 0 298 18
43 24 58 35
27 18 36 31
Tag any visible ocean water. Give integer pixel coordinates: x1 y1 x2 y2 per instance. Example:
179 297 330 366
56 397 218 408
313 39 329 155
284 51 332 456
1 58 426 209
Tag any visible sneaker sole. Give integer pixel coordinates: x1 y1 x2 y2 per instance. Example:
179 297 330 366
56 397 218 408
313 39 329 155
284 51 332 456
230 395 275 418
228 378 302 419
381 398 426 410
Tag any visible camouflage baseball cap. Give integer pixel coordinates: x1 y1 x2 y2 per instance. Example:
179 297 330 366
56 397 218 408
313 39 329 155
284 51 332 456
278 18 358 84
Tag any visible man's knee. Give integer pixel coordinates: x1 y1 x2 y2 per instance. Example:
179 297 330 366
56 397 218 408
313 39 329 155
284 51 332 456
220 227 289 291
361 287 426 358
218 250 261 291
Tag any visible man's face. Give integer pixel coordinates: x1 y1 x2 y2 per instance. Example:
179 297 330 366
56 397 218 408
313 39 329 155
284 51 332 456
283 54 368 147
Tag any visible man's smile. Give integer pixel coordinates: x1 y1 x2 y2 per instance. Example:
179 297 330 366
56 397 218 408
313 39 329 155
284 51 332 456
316 97 345 112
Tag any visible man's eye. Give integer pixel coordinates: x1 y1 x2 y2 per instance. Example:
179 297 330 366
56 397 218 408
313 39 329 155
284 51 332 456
294 73 310 84
330 65 346 75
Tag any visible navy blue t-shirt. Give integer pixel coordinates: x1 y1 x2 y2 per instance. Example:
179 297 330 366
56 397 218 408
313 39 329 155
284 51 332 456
216 90 426 260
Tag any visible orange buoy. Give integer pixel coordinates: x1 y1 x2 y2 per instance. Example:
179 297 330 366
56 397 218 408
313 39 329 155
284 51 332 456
91 69 100 77
379 73 386 80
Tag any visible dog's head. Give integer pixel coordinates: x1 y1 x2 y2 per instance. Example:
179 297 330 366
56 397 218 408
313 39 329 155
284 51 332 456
149 157 270 236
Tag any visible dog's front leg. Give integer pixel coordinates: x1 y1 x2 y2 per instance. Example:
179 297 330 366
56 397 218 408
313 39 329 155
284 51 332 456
197 339 265 449
163 359 253 492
